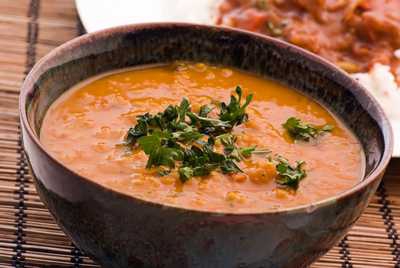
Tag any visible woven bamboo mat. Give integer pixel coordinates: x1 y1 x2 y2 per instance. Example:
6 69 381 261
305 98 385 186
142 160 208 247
0 0 400 267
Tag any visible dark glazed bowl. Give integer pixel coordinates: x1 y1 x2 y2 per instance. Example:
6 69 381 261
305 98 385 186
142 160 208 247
20 23 393 268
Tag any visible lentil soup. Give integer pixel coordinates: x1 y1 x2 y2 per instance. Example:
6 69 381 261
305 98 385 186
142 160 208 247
40 62 364 213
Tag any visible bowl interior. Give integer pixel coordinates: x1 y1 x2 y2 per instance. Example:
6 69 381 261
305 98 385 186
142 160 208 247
23 24 390 184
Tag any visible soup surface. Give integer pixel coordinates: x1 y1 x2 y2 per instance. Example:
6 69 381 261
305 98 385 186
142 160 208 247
41 62 363 213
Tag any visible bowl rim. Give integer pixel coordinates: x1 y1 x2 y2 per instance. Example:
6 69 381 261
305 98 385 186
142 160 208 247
19 22 394 216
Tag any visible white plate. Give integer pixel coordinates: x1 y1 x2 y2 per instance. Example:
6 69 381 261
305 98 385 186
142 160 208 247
75 0 399 157
75 0 219 33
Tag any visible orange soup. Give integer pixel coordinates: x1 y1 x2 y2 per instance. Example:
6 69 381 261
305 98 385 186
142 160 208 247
40 62 364 213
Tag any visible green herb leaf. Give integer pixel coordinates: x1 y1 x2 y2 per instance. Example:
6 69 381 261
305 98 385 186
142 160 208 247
125 113 152 146
220 158 243 174
219 86 253 127
138 132 183 169
138 135 161 154
275 157 306 189
172 127 203 143
217 133 237 155
239 146 256 158
188 112 232 136
193 164 219 177
178 142 241 182
216 134 268 160
179 167 194 182
283 117 333 141
178 98 190 122
198 105 213 117
125 88 310 188
146 146 183 169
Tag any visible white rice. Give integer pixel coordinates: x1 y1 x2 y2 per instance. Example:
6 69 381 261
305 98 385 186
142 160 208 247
351 61 400 156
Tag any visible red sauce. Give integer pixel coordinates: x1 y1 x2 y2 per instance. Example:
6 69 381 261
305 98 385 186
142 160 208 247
217 0 400 82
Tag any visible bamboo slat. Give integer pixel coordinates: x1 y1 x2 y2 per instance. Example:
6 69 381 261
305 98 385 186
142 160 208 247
0 0 399 267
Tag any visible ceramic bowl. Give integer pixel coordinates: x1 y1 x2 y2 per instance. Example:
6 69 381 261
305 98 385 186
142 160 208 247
20 23 393 268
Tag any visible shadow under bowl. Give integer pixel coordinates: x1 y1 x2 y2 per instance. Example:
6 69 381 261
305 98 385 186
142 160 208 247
19 23 393 268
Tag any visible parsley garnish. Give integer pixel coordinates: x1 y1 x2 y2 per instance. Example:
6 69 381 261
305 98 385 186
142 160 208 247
275 157 306 189
125 88 255 183
125 86 307 189
125 98 195 147
178 141 242 182
219 86 253 127
283 117 333 141
137 131 184 169
216 133 269 161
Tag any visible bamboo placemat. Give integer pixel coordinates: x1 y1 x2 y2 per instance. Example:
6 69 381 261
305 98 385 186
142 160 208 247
0 0 400 267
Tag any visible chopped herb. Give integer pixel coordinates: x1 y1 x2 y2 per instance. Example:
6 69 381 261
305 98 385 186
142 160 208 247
178 98 190 122
177 142 243 182
125 88 255 183
250 148 272 156
216 133 269 160
125 87 308 189
275 157 306 189
137 132 183 169
239 146 256 158
172 127 203 143
220 158 243 174
187 112 232 136
217 133 238 156
178 167 194 182
125 113 151 146
198 105 213 117
125 98 193 147
283 117 333 141
138 134 162 154
219 86 253 128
